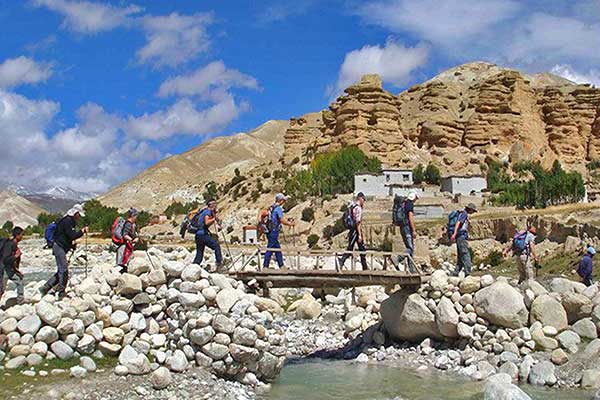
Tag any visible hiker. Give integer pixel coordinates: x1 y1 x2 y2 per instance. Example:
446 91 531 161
393 190 418 272
263 193 295 269
0 227 25 304
450 203 478 276
504 226 539 283
339 192 368 270
576 246 596 287
192 199 224 271
115 208 139 273
40 204 88 299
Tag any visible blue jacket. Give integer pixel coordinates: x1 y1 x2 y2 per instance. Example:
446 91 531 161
577 254 593 279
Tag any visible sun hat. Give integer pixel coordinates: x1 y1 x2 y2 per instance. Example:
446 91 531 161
407 190 418 201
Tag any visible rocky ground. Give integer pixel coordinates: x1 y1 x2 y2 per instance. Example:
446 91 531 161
2 241 600 400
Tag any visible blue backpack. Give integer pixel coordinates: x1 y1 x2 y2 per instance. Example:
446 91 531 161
189 208 208 234
512 231 529 253
342 204 357 230
447 211 459 239
44 221 58 248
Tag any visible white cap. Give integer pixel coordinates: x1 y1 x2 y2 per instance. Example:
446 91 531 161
66 203 86 217
407 190 418 201
589 246 597 256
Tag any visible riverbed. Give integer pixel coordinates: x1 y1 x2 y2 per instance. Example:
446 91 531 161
261 359 594 400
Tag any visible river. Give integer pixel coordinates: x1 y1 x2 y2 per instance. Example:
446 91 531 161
261 359 594 400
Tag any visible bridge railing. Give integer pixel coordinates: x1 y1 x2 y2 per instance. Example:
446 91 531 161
228 246 421 275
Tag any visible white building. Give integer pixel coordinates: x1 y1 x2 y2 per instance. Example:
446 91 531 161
354 169 413 197
440 175 487 196
242 226 258 244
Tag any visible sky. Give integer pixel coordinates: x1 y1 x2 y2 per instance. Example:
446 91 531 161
1 0 599 195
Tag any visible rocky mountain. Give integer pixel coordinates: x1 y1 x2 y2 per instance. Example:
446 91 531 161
0 190 45 228
99 62 600 214
99 120 289 213
285 62 600 178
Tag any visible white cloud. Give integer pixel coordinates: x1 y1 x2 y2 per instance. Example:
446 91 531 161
333 40 428 93
136 12 213 68
550 64 600 87
0 56 53 89
257 0 317 24
158 60 259 100
125 96 248 140
359 0 520 46
31 0 142 33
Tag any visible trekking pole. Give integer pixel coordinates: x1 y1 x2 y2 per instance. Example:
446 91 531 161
219 228 234 264
145 248 157 269
84 232 88 278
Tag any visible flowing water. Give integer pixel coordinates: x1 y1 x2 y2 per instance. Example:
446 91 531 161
261 359 593 400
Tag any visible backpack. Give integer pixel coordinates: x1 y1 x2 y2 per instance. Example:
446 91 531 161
342 204 357 230
392 196 408 226
512 231 529 254
447 210 460 239
44 221 58 248
0 238 7 256
111 216 127 245
188 208 207 234
258 205 278 234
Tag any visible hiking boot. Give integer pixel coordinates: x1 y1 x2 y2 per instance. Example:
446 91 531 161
57 291 67 300
15 296 24 305
39 285 50 296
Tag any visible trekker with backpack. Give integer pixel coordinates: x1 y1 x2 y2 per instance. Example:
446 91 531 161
576 246 596 287
393 190 418 272
192 199 224 270
339 192 368 270
263 193 295 269
40 204 88 299
504 226 539 283
114 208 139 273
449 203 478 277
0 227 25 304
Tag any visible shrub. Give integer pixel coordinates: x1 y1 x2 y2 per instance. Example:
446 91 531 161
230 235 241 244
251 190 260 202
284 146 381 200
413 164 425 184
292 157 300 164
262 171 271 179
283 198 298 212
227 226 234 234
424 163 441 185
589 159 600 170
307 234 320 248
202 181 218 201
484 250 504 267
301 207 315 222
323 218 346 240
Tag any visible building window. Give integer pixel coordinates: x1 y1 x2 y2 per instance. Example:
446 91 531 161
363 178 367 182
386 175 390 182
403 174 409 181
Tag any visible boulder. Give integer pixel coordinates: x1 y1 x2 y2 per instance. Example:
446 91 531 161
5 355 26 369
215 288 245 314
80 356 97 372
51 341 74 360
118 345 151 375
254 297 284 316
181 264 203 281
164 261 185 278
528 360 556 386
529 295 568 332
582 369 600 390
474 282 528 328
190 327 215 346
381 291 441 342
17 315 42 336
212 314 236 334
572 318 598 339
430 270 448 291
551 348 568 365
294 294 322 320
151 367 172 390
562 292 593 324
550 278 585 295
110 310 130 327
435 297 459 338
115 274 143 296
484 373 531 400
202 343 229 360
166 349 188 372
70 365 88 378
103 327 125 344
127 257 150 276
531 328 558 351
147 268 167 286
228 343 259 363
36 326 59 344
460 276 481 294
556 330 580 354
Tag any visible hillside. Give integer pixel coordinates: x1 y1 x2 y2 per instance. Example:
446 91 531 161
285 62 600 181
99 62 600 215
0 191 45 228
99 120 289 213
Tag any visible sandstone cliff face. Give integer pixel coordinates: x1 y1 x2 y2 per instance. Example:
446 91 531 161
0 191 45 227
284 62 600 177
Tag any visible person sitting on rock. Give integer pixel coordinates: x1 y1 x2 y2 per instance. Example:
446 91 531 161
451 203 477 277
116 208 139 273
576 246 596 287
40 204 89 299
0 226 25 304
192 199 224 271
504 226 539 283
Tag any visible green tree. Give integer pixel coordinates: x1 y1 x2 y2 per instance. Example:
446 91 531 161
2 220 14 232
301 207 315 222
424 163 441 185
412 164 424 184
203 181 218 201
307 234 320 248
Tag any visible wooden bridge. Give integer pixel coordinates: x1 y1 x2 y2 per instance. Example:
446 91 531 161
225 247 430 291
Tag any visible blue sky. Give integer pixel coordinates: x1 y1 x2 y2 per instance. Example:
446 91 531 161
0 0 599 194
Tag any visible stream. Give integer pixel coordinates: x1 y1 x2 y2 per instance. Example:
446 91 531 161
261 359 594 400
